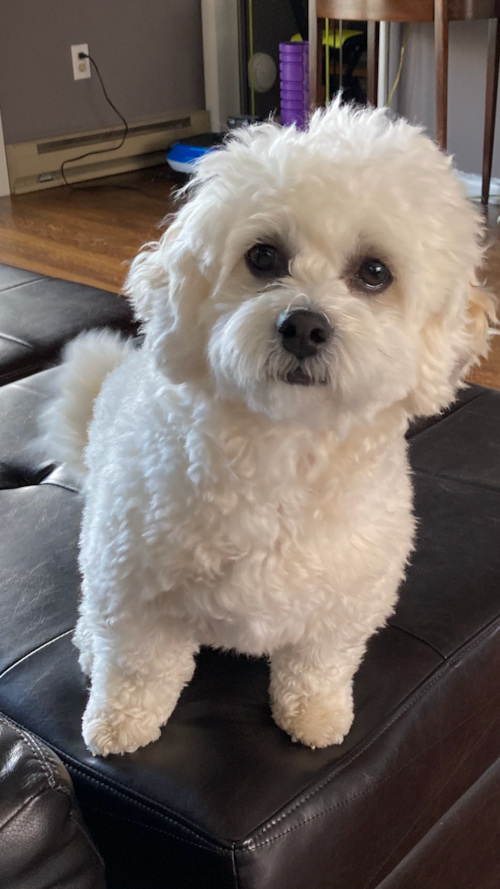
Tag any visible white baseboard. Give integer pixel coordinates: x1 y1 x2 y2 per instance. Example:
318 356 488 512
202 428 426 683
6 111 209 194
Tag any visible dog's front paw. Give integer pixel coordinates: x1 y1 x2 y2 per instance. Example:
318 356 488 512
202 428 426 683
272 691 354 749
82 705 162 757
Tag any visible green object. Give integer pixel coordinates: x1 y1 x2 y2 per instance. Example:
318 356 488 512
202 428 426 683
291 29 363 49
323 28 363 49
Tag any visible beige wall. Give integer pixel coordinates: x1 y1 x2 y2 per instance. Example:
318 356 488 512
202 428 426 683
0 0 205 144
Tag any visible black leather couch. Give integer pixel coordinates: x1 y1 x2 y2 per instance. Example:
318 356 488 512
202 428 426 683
1 261 500 889
0 713 106 888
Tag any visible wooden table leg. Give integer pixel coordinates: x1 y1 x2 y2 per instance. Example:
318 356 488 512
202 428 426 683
435 0 449 150
367 21 380 106
482 18 500 204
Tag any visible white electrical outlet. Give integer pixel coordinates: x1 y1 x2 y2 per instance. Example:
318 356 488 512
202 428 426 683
71 44 91 80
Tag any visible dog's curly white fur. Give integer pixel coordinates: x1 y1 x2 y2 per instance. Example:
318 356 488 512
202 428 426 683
45 102 493 756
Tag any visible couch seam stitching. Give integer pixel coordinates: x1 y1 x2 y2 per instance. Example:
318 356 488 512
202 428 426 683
62 760 230 850
0 630 74 680
24 730 59 788
39 479 79 494
0 361 50 384
0 276 44 293
64 803 109 869
0 714 58 789
81 802 231 855
0 331 45 357
231 844 240 887
0 787 53 834
386 622 445 659
413 466 500 495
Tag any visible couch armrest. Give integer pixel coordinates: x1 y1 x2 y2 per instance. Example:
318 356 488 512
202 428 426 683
0 714 105 889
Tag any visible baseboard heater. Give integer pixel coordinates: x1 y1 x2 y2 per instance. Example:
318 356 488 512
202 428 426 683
6 110 210 194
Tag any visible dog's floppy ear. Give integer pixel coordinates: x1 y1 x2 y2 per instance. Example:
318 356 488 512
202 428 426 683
460 286 497 377
407 284 496 417
125 218 210 383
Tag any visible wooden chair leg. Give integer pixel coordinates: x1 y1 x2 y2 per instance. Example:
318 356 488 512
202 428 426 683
435 0 449 150
367 21 380 106
482 18 500 205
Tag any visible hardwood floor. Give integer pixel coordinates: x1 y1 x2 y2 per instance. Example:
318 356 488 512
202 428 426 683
465 205 500 388
0 168 499 387
0 166 179 294
468 333 500 388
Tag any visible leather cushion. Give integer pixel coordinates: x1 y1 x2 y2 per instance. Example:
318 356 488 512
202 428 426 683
376 756 500 889
0 262 138 386
0 369 60 489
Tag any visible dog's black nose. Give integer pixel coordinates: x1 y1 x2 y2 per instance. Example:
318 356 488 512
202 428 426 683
278 309 332 360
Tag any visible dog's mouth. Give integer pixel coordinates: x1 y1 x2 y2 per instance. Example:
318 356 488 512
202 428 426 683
264 349 330 387
277 367 328 386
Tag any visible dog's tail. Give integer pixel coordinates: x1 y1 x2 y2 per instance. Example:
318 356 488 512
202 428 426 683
42 330 133 481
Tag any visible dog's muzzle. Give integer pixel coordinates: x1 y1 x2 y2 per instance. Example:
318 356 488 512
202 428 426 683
277 309 332 386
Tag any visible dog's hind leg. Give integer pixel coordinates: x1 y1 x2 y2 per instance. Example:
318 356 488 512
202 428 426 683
81 612 198 756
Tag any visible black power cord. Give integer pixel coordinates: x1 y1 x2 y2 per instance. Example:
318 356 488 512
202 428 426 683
61 52 133 191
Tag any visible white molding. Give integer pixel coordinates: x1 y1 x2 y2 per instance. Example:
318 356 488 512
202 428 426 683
378 23 390 106
0 108 10 196
201 0 241 131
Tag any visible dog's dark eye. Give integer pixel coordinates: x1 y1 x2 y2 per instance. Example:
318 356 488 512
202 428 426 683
245 243 288 278
355 258 393 292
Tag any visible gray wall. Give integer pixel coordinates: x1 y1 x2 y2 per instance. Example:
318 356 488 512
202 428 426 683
396 20 497 178
0 0 205 144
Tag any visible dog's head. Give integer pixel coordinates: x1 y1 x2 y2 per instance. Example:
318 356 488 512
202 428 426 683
126 101 494 435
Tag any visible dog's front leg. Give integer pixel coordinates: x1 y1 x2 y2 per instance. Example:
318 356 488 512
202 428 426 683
270 637 366 749
81 614 198 757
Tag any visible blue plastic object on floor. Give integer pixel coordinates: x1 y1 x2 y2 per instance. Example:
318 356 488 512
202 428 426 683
166 133 225 174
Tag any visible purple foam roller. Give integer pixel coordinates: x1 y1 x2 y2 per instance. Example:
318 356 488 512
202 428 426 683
279 41 309 129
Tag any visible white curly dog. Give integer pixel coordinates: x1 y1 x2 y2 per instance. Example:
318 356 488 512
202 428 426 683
46 102 493 756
